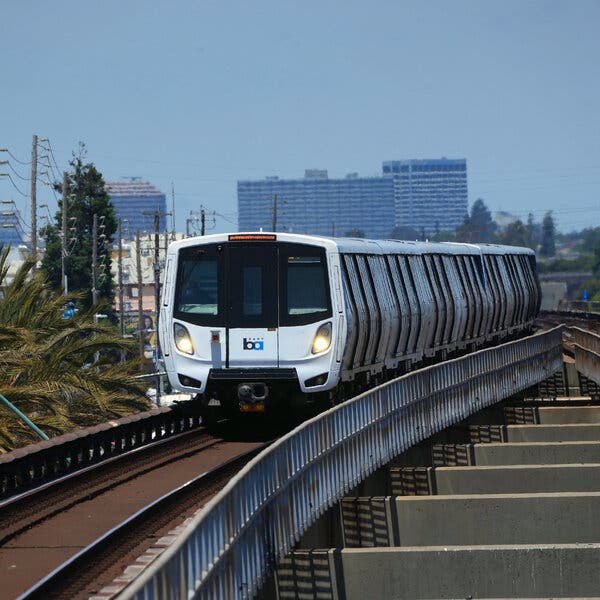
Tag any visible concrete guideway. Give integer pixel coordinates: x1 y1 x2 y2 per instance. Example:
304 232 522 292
272 377 600 599
330 545 600 600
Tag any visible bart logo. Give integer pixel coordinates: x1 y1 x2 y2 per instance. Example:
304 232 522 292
243 337 264 351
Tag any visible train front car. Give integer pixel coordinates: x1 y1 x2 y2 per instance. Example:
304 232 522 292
159 233 343 418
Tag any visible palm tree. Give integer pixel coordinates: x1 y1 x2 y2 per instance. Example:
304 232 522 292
0 246 150 452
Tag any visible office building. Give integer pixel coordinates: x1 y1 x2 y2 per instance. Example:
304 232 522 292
383 158 468 235
238 170 395 238
105 179 167 237
0 209 25 246
238 158 468 238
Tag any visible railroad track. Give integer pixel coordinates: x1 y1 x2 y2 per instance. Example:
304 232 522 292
1 425 271 599
537 309 600 332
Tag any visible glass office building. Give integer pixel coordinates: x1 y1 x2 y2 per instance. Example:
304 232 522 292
238 170 395 238
0 211 25 246
238 159 468 238
105 179 167 237
383 158 468 235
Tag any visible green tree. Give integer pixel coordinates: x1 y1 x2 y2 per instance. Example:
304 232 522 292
525 213 537 250
455 198 497 243
594 234 600 277
497 220 528 247
0 246 149 452
539 211 556 258
41 145 117 310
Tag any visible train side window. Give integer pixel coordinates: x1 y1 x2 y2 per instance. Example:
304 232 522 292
175 249 220 320
279 245 332 326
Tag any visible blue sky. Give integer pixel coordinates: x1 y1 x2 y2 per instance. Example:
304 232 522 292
1 1 599 235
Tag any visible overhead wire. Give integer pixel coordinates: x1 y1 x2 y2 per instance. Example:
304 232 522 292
5 161 31 182
2 148 31 166
1 173 29 198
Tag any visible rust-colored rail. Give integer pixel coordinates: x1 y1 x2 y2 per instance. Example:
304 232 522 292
1 423 267 600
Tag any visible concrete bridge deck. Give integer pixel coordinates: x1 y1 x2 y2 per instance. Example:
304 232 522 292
268 387 600 599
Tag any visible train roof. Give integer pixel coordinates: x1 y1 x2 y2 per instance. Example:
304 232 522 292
168 232 535 257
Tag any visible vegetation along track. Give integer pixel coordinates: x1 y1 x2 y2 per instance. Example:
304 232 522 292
1 424 270 599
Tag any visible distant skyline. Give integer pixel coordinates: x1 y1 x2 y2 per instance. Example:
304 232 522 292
1 1 599 236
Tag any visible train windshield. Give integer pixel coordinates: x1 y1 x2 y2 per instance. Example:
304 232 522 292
175 248 220 317
281 253 330 325
173 241 331 327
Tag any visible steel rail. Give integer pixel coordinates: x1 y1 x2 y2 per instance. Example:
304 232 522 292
17 442 271 600
0 400 204 499
570 327 600 387
0 427 216 546
121 327 563 600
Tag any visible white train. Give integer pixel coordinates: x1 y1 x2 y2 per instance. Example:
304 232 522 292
159 232 540 418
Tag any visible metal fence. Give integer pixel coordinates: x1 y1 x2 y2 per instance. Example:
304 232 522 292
123 327 563 600
558 300 600 314
570 326 600 386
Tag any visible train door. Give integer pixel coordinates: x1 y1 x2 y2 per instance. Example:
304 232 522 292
226 243 279 368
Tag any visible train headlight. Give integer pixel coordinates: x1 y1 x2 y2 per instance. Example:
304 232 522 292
311 322 332 354
174 323 194 355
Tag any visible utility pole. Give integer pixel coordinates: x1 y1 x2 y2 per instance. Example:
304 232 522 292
118 219 124 339
171 181 176 233
136 230 144 367
61 172 68 293
31 134 37 270
201 208 206 236
92 213 98 305
142 209 171 403
272 193 277 232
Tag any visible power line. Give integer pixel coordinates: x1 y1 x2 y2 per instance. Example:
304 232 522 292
5 161 31 182
0 173 30 197
39 138 64 180
0 148 31 166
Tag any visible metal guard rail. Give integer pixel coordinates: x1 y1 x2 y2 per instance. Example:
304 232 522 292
0 401 204 498
124 327 563 600
570 326 600 387
558 299 600 314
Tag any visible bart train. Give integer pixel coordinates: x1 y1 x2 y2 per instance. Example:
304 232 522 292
158 232 540 418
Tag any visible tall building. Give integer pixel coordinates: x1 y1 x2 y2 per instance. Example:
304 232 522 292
238 159 468 238
238 170 395 238
382 158 468 235
105 179 167 237
0 208 25 246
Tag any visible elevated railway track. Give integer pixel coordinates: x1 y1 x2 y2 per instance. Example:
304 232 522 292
3 322 600 598
0 417 271 599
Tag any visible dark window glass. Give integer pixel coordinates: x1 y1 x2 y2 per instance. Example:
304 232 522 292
243 266 262 316
286 256 328 316
175 255 218 316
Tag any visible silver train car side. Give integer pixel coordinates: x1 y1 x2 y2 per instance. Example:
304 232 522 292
158 232 540 416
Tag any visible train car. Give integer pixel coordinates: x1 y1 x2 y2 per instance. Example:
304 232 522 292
158 232 540 418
